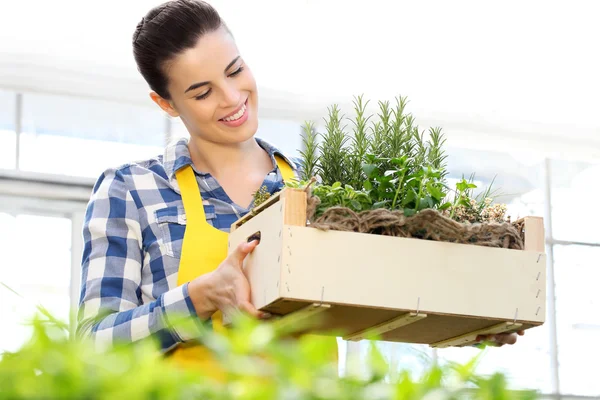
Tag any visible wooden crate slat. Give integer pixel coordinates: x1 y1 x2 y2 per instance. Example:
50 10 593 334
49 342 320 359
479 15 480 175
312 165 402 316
271 303 331 333
281 189 308 227
343 312 428 342
523 216 545 252
430 321 523 348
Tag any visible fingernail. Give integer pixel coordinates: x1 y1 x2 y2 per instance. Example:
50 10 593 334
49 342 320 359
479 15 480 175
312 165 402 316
260 312 272 319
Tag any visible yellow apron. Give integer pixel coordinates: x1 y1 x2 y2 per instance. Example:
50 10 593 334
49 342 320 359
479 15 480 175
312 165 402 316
170 155 336 378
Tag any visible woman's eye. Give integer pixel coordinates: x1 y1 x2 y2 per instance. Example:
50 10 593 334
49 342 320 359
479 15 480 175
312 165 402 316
195 90 211 100
229 66 244 77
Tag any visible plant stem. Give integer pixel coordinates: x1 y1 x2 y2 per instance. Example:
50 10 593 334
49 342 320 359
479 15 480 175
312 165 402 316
391 170 407 209
415 175 426 211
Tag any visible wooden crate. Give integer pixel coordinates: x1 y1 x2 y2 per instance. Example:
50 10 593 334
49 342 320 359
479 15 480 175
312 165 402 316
228 188 546 348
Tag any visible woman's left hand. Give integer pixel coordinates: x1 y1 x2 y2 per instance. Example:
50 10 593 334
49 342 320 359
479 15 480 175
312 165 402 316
476 330 525 347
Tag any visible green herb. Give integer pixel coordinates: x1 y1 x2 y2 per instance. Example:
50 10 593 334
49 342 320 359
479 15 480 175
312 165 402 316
389 96 409 160
299 120 320 182
447 175 507 223
358 99 448 216
319 104 349 186
376 100 393 157
347 95 371 188
291 94 509 224
427 126 448 176
285 179 373 217
252 185 271 208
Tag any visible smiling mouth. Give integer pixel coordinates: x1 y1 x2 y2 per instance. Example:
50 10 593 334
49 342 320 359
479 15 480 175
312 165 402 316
219 99 248 122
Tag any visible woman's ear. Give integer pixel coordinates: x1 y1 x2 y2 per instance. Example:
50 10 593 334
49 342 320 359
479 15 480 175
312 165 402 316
149 91 180 118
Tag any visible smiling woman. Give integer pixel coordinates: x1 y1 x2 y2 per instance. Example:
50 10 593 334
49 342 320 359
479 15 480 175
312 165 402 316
76 0 335 377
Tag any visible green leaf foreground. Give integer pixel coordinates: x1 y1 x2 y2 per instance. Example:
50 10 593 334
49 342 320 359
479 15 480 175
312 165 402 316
0 310 539 399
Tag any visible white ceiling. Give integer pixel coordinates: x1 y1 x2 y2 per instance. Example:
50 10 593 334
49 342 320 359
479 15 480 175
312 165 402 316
2 0 600 159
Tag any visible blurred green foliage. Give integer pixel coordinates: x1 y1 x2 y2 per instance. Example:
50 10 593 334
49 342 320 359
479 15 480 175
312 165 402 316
0 309 539 400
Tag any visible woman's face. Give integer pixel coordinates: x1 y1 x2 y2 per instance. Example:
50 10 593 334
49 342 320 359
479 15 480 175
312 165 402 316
161 27 258 145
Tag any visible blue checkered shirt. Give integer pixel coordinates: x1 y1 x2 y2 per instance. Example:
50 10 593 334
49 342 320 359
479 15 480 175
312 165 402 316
77 137 301 352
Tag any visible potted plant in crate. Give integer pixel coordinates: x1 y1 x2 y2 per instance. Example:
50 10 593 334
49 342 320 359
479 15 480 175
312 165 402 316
228 95 546 349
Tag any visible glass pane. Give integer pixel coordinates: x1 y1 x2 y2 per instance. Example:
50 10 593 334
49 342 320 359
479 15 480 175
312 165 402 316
347 341 435 381
551 159 600 244
20 93 165 178
256 118 303 158
554 244 600 396
0 212 71 353
436 320 553 393
0 89 16 169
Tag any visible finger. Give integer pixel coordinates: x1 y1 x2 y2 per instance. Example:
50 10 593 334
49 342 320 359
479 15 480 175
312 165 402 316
229 240 259 265
239 301 271 320
237 284 270 319
494 333 517 345
517 330 525 336
238 300 262 319
476 334 493 343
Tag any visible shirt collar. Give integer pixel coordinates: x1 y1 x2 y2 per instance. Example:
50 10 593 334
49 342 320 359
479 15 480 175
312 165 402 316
255 137 298 172
163 136 297 181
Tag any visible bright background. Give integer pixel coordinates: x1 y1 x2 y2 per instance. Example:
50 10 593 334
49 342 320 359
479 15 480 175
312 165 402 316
1 1 599 398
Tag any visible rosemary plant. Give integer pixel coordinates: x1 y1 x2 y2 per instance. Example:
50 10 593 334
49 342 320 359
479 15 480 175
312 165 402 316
319 104 349 186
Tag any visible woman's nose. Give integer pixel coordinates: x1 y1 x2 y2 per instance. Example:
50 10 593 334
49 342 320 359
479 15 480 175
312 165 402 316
220 83 241 108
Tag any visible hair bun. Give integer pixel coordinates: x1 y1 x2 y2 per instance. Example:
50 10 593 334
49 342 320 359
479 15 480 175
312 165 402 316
133 17 145 44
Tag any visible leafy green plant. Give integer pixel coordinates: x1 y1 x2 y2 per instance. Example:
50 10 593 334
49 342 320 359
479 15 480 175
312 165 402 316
299 120 320 182
252 185 271 208
292 94 507 224
446 175 507 223
319 104 349 186
387 96 409 163
361 156 448 216
373 100 393 158
347 95 372 188
0 309 539 400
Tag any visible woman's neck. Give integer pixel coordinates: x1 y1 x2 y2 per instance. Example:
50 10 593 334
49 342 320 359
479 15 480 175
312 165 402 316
187 136 269 178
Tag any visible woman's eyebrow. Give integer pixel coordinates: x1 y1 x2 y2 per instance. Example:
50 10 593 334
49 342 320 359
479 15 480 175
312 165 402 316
184 56 241 94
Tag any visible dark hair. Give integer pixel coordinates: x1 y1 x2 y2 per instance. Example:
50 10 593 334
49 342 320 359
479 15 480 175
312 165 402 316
132 0 225 100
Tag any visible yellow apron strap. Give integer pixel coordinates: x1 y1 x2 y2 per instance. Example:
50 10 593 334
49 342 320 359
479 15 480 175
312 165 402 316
178 155 293 228
275 155 295 183
176 165 204 229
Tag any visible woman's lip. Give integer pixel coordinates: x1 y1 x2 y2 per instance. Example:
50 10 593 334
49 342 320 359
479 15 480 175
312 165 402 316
219 99 247 121
219 100 249 128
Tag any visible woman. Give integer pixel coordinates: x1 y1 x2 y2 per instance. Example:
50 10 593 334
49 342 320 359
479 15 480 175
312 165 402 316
77 0 302 371
77 0 520 368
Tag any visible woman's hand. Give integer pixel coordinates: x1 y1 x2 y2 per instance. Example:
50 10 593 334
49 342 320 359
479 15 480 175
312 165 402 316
187 240 270 321
476 330 525 347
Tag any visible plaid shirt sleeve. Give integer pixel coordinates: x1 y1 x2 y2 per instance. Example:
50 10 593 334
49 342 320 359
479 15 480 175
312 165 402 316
77 167 203 352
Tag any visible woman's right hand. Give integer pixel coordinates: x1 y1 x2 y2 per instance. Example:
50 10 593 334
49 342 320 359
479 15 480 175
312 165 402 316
187 240 270 321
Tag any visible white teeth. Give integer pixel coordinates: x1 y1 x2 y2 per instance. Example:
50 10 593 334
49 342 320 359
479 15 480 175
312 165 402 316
223 103 246 122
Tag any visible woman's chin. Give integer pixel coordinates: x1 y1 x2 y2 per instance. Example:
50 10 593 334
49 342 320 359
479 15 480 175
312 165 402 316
225 118 259 143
